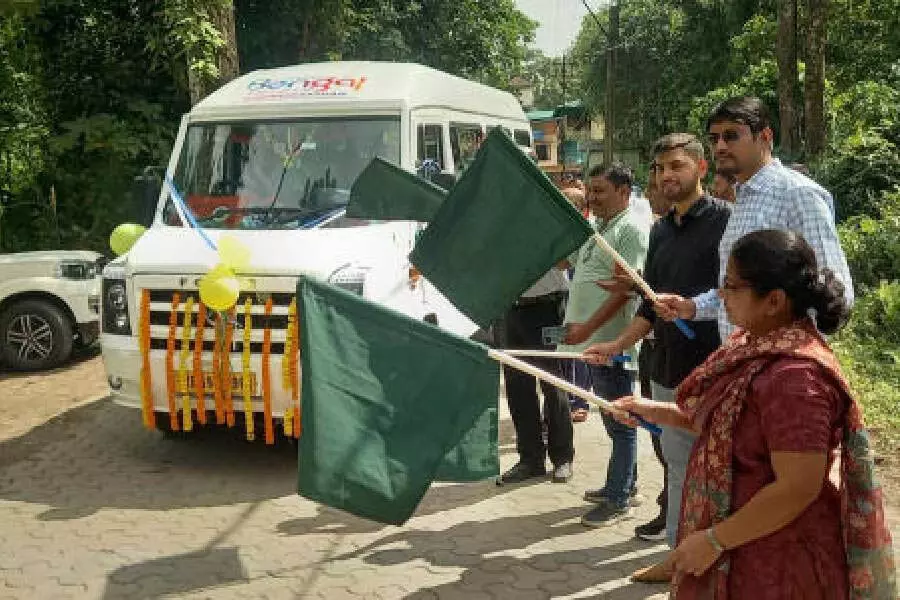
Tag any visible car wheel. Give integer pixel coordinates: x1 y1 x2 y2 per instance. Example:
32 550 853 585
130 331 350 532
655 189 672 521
0 299 74 371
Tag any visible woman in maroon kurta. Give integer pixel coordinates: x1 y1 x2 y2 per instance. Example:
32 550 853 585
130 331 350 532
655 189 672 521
591 229 896 599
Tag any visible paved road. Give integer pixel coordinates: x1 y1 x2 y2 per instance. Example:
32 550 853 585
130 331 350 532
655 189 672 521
0 359 896 598
0 380 674 599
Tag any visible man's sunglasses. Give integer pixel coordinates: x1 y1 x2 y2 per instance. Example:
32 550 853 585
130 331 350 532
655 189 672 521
707 130 747 145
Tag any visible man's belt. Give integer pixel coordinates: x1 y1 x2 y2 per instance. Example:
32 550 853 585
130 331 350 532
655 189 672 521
515 291 567 307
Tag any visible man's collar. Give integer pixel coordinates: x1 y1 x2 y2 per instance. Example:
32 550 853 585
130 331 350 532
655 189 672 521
665 194 710 225
738 158 782 192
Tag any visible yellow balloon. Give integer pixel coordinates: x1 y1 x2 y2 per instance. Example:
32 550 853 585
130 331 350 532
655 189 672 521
218 235 251 271
199 272 240 311
109 223 146 256
206 263 235 281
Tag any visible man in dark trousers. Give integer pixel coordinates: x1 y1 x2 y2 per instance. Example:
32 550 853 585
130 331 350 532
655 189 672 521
585 133 731 582
497 269 574 484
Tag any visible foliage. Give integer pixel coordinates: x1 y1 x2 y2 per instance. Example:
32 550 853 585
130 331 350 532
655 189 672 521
838 188 900 293
518 50 581 110
235 0 536 90
813 82 900 220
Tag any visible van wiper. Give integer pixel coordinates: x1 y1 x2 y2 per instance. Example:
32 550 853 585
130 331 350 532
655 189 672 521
267 143 304 210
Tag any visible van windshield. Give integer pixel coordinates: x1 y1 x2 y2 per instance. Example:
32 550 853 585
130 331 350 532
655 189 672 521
165 117 400 230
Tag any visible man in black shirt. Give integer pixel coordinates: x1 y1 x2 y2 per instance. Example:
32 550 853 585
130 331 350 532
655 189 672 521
584 133 730 583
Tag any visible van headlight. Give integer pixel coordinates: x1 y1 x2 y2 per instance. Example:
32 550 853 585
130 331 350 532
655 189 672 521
328 265 368 296
102 279 131 335
56 260 99 280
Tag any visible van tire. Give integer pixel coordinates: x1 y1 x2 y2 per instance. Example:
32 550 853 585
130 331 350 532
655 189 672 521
0 299 74 371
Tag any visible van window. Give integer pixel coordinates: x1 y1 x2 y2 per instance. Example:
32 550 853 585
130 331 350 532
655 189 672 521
165 117 400 230
514 129 532 147
416 124 445 173
449 123 484 173
535 143 550 162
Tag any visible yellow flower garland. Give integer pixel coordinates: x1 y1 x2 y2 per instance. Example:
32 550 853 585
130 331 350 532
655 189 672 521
292 299 301 438
224 310 236 427
179 296 194 432
194 302 207 425
242 298 254 441
282 298 296 437
165 293 181 431
139 289 154 429
262 297 274 445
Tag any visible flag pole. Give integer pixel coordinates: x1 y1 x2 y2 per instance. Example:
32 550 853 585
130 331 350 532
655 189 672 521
501 349 629 362
486 348 661 435
591 233 696 339
502 349 595 360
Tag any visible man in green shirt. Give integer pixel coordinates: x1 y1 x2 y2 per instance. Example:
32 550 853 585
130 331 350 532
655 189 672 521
558 162 649 527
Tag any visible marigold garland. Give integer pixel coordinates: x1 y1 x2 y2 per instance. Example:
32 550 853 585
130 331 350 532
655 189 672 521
165 293 181 431
241 298 254 441
139 289 154 429
212 313 225 424
193 301 207 425
224 309 236 427
179 296 195 432
293 299 301 439
282 298 296 437
262 297 274 445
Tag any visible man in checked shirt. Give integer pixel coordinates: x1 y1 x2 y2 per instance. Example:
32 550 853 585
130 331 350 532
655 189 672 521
655 96 853 337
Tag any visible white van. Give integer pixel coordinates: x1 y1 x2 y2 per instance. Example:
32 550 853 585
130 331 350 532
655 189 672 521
101 62 531 434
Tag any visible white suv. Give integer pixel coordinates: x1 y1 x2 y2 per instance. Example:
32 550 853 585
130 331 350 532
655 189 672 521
0 251 104 370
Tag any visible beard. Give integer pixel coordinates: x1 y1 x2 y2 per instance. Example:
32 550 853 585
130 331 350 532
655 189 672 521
714 154 740 177
661 175 700 203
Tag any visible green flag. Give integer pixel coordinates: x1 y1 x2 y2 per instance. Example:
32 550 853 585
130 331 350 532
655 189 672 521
297 277 500 525
346 157 448 222
409 129 594 328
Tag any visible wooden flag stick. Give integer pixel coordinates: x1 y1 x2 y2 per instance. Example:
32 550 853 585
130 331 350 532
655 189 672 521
591 233 695 339
500 349 630 362
501 349 588 360
486 348 660 435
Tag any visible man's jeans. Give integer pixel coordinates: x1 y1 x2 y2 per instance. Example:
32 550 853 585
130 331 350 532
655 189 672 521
569 359 591 411
652 381 697 548
589 364 636 508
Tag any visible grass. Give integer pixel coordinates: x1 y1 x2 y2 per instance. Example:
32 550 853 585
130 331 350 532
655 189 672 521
833 336 900 457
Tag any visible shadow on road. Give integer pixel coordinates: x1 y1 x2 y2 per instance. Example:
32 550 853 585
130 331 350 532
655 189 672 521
101 547 248 599
0 397 298 518
0 395 534 525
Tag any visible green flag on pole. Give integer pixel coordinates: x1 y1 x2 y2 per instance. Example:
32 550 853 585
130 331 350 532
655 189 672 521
409 129 594 328
297 277 500 525
346 157 448 222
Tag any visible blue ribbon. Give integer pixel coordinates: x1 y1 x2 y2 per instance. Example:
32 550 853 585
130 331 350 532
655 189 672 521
165 177 217 251
674 318 696 340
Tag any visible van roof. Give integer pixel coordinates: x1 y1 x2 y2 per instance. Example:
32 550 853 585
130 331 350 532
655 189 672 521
190 61 528 123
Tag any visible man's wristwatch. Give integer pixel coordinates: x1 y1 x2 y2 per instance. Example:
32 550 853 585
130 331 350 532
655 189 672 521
705 527 726 553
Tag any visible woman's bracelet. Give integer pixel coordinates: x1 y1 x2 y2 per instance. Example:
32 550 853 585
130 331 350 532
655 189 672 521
705 527 726 553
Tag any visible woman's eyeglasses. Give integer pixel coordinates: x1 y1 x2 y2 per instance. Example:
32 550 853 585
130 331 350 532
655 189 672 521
707 130 746 145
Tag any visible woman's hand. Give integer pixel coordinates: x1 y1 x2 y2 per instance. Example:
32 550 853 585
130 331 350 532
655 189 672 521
583 341 622 365
609 395 657 428
672 530 723 578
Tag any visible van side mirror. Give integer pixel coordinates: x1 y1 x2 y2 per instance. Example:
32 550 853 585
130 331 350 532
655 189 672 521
131 168 163 227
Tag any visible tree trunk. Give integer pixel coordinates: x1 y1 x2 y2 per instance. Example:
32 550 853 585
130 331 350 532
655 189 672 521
804 0 828 156
188 1 240 105
211 1 240 84
776 0 800 156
